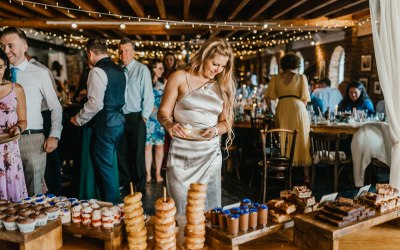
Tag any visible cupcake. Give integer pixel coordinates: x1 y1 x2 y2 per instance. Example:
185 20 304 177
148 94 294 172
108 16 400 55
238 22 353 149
241 198 252 207
91 203 101 210
34 204 45 212
45 193 55 202
183 123 192 136
18 203 32 209
0 213 6 228
19 208 34 217
44 206 60 220
35 198 46 205
71 204 82 224
17 217 36 233
0 205 8 212
60 208 71 224
81 202 90 208
3 215 19 230
22 197 33 204
88 199 98 205
34 194 45 200
68 198 78 204
32 212 48 226
5 208 17 215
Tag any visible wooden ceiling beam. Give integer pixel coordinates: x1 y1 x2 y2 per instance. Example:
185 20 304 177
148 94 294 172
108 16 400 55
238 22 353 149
309 0 367 18
0 2 37 18
0 9 18 19
292 0 338 18
206 0 221 20
330 2 369 18
228 0 251 20
37 0 77 19
272 0 308 19
249 0 277 20
184 0 190 20
69 0 101 19
155 0 167 19
126 0 145 18
18 1 57 18
98 0 122 16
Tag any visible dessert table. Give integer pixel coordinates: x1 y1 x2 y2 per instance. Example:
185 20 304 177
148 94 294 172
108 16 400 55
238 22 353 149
294 208 400 250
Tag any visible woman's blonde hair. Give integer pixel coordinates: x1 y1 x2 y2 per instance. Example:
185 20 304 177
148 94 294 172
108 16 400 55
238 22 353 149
184 38 236 149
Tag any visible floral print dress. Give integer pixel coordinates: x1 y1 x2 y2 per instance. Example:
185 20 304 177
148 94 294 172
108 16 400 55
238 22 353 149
0 83 27 202
146 80 165 145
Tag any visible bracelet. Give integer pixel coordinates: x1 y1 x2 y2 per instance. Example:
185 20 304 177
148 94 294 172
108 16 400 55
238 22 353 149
213 126 219 137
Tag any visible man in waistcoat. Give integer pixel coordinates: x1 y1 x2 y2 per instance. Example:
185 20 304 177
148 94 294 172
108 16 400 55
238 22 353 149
71 38 126 203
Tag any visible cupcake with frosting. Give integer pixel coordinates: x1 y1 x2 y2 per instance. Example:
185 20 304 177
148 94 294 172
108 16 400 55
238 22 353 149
60 208 71 224
22 197 33 204
5 208 17 216
3 215 19 230
44 206 60 220
91 203 101 210
18 208 35 218
17 217 36 233
32 212 48 226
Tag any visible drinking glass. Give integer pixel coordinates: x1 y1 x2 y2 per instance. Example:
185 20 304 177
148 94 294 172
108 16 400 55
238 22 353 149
377 112 385 122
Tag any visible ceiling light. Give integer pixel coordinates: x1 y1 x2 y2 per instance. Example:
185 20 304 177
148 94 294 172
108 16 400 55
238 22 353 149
120 23 126 29
165 23 170 29
263 24 268 29
71 23 77 29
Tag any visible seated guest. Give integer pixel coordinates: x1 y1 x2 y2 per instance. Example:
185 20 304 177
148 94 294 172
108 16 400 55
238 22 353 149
376 99 385 115
338 81 374 116
309 84 324 116
338 80 349 98
313 78 342 113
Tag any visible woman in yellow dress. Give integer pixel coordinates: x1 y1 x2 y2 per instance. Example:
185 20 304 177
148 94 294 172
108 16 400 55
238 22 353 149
264 53 311 184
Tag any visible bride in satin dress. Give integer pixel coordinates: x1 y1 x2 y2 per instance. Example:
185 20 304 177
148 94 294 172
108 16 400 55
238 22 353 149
158 38 236 214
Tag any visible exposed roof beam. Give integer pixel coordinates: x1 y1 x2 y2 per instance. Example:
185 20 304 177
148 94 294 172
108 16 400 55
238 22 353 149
0 2 37 18
155 0 167 19
19 1 57 18
126 0 145 18
249 0 277 20
38 0 77 18
184 0 190 20
292 0 338 18
330 2 369 18
309 0 367 18
0 9 18 19
98 0 122 15
69 0 100 19
206 0 221 20
272 0 308 19
228 0 251 20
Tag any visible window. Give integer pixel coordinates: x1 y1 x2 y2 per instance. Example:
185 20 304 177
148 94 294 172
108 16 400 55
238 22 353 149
270 56 278 75
328 46 345 88
296 52 305 74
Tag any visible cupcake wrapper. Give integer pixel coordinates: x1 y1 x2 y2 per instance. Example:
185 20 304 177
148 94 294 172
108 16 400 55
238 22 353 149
18 222 36 233
3 221 18 231
46 209 60 220
36 216 49 226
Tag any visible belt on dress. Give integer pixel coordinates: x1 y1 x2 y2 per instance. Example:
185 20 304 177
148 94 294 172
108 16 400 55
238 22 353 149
21 129 44 135
279 95 300 100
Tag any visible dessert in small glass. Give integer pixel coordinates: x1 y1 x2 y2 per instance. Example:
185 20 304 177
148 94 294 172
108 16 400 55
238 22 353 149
227 214 240 236
258 204 268 227
249 207 258 229
218 209 230 232
239 209 249 232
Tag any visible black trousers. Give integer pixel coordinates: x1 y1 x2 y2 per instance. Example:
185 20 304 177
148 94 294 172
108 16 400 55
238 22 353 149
42 110 62 195
117 112 147 194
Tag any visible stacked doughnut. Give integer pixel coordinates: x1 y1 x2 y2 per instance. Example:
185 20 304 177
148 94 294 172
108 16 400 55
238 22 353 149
124 192 147 250
154 197 177 250
185 183 207 250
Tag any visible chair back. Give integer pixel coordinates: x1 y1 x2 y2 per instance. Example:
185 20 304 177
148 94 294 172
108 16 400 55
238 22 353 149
309 131 348 165
260 128 298 196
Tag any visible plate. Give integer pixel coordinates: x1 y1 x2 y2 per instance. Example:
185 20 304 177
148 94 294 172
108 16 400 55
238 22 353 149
0 133 20 144
173 127 212 141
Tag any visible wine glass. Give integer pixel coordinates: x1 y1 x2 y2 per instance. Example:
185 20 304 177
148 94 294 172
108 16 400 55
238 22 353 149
377 112 385 122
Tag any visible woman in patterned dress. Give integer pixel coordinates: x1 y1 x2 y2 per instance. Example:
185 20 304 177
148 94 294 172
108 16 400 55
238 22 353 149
145 59 166 183
0 48 28 202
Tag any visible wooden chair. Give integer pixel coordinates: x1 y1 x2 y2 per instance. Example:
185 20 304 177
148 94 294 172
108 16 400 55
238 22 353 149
309 131 353 192
258 128 298 203
248 116 269 187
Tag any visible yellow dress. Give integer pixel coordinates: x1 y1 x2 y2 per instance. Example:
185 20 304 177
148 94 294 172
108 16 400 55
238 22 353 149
265 74 311 167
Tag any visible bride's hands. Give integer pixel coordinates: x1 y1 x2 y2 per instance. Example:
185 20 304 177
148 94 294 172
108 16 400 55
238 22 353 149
201 127 218 139
165 122 186 138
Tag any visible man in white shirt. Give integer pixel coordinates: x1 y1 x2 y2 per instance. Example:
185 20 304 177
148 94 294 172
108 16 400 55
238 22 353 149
313 78 343 113
0 27 63 196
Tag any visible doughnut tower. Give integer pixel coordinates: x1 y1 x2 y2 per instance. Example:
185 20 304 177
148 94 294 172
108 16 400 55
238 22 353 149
123 192 147 250
154 193 177 250
185 183 207 249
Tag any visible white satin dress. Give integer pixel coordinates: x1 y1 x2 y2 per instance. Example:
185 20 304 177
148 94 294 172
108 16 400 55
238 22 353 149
166 75 223 215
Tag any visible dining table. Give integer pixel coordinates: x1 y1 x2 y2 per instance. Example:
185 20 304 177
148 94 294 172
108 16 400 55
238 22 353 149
310 122 365 135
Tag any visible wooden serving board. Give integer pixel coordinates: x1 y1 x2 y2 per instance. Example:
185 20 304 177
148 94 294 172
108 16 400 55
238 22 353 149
0 218 62 250
62 222 124 250
294 207 400 250
205 219 294 250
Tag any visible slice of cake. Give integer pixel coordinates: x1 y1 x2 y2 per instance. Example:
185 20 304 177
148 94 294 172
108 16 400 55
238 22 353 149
292 186 312 198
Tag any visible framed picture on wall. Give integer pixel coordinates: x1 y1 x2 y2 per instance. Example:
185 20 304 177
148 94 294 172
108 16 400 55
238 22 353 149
361 55 372 71
374 81 382 95
359 77 369 90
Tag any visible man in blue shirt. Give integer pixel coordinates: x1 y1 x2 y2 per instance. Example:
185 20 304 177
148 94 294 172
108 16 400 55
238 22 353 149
117 38 154 195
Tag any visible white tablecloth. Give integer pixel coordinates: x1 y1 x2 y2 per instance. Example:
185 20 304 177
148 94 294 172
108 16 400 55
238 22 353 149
351 122 393 187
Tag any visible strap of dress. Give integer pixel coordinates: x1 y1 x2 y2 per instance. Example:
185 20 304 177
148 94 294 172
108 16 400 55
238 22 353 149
181 70 193 94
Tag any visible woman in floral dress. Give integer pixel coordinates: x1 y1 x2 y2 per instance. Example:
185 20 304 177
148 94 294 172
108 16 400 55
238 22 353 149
0 48 28 202
145 59 166 183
